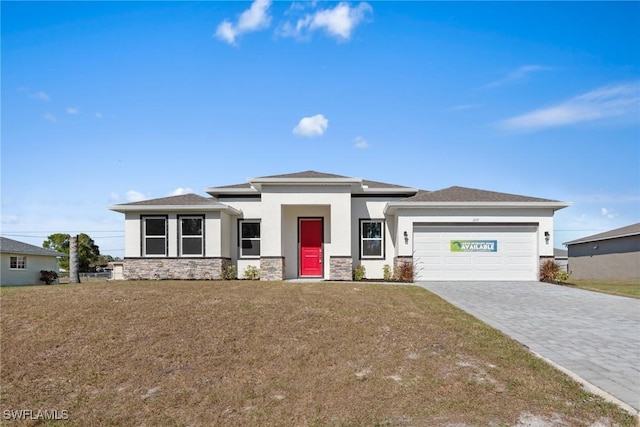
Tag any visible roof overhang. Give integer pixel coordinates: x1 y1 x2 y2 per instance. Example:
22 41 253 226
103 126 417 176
108 204 242 215
248 177 362 192
384 201 572 215
563 231 640 246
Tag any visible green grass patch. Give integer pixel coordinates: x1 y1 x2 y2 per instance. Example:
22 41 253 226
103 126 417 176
563 279 640 299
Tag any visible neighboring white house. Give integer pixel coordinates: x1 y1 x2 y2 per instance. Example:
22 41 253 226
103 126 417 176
0 237 66 286
554 248 568 272
109 170 570 281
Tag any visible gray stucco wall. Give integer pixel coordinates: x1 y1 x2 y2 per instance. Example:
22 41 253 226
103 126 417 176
567 235 640 280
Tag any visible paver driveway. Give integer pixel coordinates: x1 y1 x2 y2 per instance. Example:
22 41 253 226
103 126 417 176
417 281 640 412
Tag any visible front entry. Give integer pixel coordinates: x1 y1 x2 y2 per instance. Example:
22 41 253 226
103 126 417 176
299 218 323 277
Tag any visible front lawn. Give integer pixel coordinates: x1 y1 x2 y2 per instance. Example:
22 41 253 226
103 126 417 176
0 281 635 426
563 279 640 299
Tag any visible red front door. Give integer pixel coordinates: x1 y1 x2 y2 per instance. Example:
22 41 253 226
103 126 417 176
299 219 323 277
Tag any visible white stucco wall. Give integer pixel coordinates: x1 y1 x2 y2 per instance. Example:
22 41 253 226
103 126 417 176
351 199 397 279
1 253 60 286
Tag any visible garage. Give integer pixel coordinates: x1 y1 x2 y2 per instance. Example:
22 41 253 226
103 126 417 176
413 224 538 281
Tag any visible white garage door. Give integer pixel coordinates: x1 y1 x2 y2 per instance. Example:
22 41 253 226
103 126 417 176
413 225 538 281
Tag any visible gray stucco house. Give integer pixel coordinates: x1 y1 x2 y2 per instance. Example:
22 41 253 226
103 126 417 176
0 237 66 286
563 223 640 280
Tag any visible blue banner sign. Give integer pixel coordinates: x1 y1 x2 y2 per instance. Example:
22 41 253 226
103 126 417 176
450 240 497 252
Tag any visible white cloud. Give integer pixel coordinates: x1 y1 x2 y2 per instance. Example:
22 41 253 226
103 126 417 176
485 65 553 89
280 2 372 41
67 107 79 115
215 0 272 45
44 113 56 123
498 82 640 132
95 112 103 119
31 91 51 102
168 187 194 196
126 190 147 202
354 136 369 148
109 192 120 202
1 214 20 225
601 208 618 219
293 114 328 137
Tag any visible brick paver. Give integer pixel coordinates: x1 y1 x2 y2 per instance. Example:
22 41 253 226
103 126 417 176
417 281 640 412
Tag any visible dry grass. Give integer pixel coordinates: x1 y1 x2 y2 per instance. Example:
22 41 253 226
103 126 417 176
1 281 636 426
563 279 640 299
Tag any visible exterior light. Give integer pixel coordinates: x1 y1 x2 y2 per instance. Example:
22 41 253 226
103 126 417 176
403 231 409 244
544 231 550 244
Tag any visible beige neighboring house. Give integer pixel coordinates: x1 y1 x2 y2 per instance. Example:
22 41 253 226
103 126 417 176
564 223 640 280
109 170 570 282
0 237 66 286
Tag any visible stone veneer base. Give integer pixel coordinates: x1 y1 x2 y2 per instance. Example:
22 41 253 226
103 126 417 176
330 256 353 281
260 257 285 281
124 258 231 280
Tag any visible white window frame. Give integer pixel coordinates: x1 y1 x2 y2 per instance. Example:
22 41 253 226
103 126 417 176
142 216 167 257
239 220 260 259
179 216 204 257
10 256 27 270
360 219 385 259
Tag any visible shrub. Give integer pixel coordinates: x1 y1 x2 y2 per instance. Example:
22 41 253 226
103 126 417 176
539 259 560 283
243 265 260 280
395 260 414 282
383 264 393 281
352 264 366 281
222 265 237 280
39 270 58 285
554 270 570 283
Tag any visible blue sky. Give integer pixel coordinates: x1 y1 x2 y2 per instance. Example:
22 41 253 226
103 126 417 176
2 1 639 258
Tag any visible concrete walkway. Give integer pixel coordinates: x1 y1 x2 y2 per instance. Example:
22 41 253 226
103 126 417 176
417 281 640 413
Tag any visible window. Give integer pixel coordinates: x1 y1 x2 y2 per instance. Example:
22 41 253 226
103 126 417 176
180 216 204 256
360 220 384 259
10 256 27 269
240 220 260 258
143 217 167 256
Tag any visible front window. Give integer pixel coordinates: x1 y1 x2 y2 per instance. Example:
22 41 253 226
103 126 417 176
180 216 204 256
360 220 384 259
143 217 167 256
240 220 260 258
10 256 27 269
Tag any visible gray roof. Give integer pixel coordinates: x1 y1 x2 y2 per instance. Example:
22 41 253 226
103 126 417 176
112 193 222 207
211 170 414 191
399 186 561 203
554 248 568 258
0 237 66 257
564 223 640 245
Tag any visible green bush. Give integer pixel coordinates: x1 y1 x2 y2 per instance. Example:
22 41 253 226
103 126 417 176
383 264 393 281
353 264 366 281
222 265 237 280
39 270 58 285
243 265 260 280
554 270 570 283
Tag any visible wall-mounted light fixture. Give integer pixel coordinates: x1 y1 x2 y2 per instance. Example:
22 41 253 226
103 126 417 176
544 231 550 244
593 244 599 250
403 231 409 244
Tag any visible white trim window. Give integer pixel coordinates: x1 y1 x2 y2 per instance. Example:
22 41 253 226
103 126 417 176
180 216 204 256
360 219 384 259
143 216 167 256
240 220 260 258
10 256 27 269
